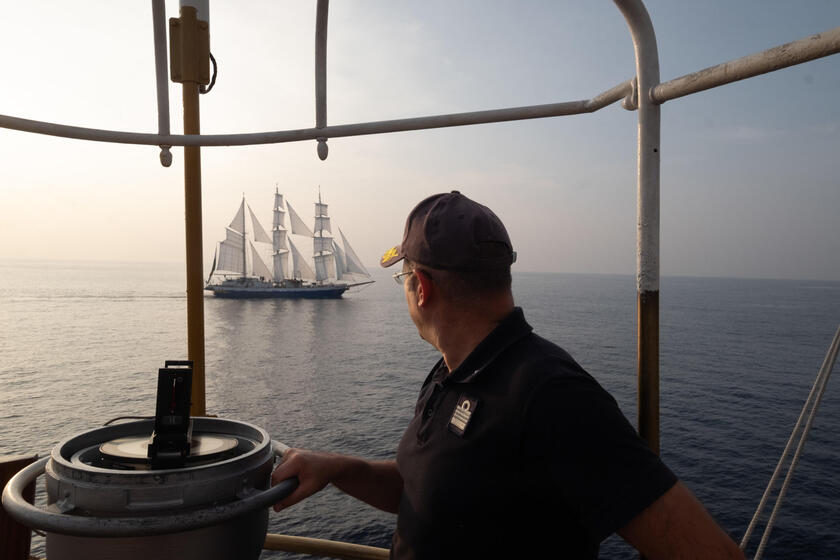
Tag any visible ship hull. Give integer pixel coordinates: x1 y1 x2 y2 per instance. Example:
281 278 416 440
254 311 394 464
205 284 348 299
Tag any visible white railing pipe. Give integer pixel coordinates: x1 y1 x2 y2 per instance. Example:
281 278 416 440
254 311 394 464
614 0 662 454
151 0 172 167
0 80 632 147
653 26 840 104
315 0 329 160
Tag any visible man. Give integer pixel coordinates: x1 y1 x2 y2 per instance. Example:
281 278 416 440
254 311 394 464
272 191 744 559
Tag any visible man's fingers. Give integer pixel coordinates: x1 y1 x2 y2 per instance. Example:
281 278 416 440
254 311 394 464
271 478 320 512
270 448 329 512
271 448 299 483
272 489 302 512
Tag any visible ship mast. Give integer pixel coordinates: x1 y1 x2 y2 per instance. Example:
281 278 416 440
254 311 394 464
272 186 290 283
241 195 247 278
312 187 335 285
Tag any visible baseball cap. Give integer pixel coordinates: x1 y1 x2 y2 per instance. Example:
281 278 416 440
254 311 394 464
380 191 516 270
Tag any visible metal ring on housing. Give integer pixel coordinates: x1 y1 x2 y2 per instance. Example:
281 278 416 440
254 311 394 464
1 443 298 538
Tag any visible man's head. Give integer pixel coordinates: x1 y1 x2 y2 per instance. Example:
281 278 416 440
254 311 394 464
381 191 515 304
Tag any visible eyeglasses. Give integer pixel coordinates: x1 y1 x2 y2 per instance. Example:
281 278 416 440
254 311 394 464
393 268 433 285
392 270 414 284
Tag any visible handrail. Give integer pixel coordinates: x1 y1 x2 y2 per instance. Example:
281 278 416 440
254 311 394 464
653 26 840 104
264 533 389 560
0 80 633 148
0 27 835 153
614 0 663 454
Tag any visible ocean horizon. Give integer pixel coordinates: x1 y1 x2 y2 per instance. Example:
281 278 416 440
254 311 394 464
4 256 839 284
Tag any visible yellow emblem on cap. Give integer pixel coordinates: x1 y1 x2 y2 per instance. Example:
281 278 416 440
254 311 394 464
380 245 399 264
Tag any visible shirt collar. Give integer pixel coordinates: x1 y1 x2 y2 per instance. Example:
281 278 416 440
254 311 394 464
441 307 533 385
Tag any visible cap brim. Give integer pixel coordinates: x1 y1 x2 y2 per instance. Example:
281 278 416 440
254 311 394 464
379 244 404 268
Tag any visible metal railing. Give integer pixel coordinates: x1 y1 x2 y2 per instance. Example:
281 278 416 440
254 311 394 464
264 533 389 560
0 28 836 150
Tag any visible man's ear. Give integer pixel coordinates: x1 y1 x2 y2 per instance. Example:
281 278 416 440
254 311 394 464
414 269 434 307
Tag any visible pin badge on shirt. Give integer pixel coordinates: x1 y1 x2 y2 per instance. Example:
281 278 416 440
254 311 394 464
449 395 478 436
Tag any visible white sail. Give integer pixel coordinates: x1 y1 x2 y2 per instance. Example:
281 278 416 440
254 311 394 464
273 229 288 251
211 198 275 280
314 253 337 283
274 192 286 226
207 244 219 282
289 238 316 281
250 241 273 280
315 202 328 217
273 249 289 281
332 240 346 281
287 202 314 237
216 228 245 275
340 228 371 277
273 212 284 228
228 200 246 232
314 216 331 235
249 205 272 244
314 235 333 253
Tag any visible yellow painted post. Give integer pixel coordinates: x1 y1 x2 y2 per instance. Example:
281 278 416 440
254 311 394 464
637 291 660 454
170 5 210 416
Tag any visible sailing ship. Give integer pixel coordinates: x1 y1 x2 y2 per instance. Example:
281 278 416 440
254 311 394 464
205 189 374 298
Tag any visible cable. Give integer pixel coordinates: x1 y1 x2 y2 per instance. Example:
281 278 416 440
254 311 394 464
741 325 840 558
200 52 217 94
103 416 154 426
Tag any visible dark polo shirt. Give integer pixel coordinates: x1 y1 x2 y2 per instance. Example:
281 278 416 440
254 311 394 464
392 307 676 559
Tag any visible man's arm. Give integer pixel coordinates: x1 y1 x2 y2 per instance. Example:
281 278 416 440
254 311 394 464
618 481 745 559
271 448 403 514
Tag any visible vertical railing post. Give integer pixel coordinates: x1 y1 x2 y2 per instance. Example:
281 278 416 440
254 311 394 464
170 0 210 416
315 0 330 161
614 0 662 454
151 0 172 167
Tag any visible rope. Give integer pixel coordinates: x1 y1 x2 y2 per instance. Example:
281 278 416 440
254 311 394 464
740 325 840 558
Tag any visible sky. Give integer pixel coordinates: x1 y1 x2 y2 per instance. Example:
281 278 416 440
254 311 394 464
0 1 838 281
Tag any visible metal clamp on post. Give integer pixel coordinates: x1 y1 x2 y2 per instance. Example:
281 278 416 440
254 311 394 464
169 2 210 87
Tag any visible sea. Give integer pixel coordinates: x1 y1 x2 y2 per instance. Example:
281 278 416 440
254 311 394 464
1 259 838 559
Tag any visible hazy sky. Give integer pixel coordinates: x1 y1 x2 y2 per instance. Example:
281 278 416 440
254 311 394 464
1 1 838 280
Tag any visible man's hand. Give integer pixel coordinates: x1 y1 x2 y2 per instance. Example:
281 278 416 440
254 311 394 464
270 448 403 514
271 448 341 511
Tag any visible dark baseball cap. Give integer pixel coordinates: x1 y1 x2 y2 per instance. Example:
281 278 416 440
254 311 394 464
380 191 516 270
